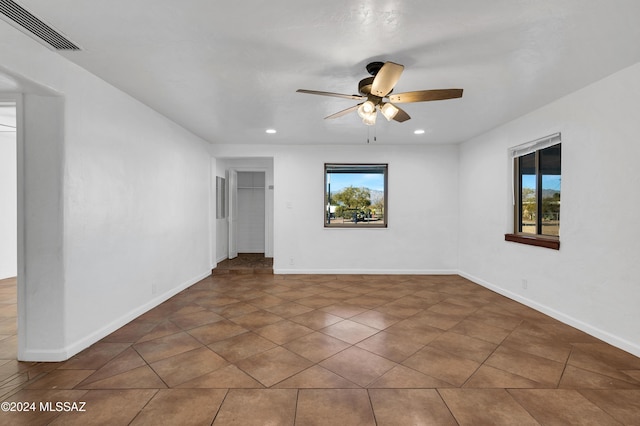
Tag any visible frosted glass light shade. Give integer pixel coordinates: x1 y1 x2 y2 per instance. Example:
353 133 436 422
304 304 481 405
362 110 377 125
380 103 399 121
357 100 376 118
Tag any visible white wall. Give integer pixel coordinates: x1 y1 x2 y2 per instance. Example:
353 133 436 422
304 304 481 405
20 94 66 356
212 144 459 274
458 61 640 357
1 21 212 360
214 158 228 263
0 108 17 279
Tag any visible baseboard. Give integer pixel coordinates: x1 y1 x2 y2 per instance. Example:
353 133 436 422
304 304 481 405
274 268 458 275
459 271 640 358
23 270 212 362
18 348 69 362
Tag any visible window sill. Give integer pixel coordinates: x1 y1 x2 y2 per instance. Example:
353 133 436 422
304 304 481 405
504 233 560 250
324 224 387 229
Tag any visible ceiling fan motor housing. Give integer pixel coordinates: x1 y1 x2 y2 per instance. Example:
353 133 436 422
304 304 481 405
359 61 389 96
365 61 385 76
358 77 374 95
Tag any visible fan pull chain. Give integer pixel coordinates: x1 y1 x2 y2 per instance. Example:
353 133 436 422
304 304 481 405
366 122 378 144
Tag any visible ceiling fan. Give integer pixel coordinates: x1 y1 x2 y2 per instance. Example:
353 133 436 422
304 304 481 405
297 61 463 125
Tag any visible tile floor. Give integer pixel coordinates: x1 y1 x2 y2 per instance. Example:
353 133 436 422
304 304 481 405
213 253 273 275
1 274 639 425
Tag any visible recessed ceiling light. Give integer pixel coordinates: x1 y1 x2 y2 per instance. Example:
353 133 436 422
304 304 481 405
414 129 425 135
265 129 277 134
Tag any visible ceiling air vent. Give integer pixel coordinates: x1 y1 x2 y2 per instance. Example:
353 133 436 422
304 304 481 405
0 0 80 50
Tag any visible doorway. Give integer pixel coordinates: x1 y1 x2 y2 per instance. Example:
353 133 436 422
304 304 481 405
0 100 18 359
236 171 266 253
217 157 273 266
219 170 271 274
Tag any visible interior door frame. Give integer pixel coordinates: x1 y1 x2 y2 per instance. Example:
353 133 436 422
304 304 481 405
227 166 270 259
227 168 238 259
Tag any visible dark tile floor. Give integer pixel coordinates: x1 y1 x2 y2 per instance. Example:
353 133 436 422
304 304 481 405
1 274 639 425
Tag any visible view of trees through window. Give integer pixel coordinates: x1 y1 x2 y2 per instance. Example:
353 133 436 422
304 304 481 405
517 144 561 236
324 164 387 228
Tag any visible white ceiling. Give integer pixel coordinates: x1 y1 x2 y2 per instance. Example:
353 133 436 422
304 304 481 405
7 0 640 145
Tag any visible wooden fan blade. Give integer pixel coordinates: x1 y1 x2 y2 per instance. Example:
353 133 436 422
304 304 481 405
388 89 463 103
370 62 404 97
324 104 361 119
392 105 411 122
296 89 365 100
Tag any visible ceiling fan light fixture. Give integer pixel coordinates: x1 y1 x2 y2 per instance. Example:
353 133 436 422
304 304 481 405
357 100 376 118
296 61 464 126
380 102 399 121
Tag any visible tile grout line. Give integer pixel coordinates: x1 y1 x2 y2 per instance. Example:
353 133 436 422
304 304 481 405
366 388 379 426
209 388 230 425
435 388 461 425
556 344 575 389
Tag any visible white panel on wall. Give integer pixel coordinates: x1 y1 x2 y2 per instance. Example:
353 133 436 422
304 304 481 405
215 160 229 262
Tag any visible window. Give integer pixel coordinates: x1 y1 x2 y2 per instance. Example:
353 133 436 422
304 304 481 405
324 163 388 228
506 134 561 249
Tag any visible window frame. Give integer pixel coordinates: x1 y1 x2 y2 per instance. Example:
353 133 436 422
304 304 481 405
324 163 388 229
505 134 561 250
